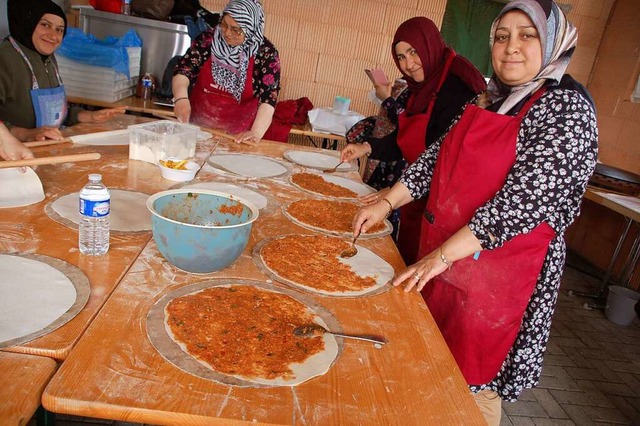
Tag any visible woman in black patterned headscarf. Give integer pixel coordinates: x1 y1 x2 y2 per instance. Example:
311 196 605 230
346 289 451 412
173 0 281 145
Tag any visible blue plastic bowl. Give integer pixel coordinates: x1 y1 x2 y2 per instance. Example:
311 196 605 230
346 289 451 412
146 189 259 273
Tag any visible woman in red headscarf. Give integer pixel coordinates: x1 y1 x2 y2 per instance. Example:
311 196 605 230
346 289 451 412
341 17 486 264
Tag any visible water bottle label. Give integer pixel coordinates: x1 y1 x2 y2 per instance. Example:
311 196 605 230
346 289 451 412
80 199 110 217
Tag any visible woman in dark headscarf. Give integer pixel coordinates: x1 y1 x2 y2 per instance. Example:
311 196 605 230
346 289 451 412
354 1 598 424
172 0 280 145
0 0 125 142
341 17 486 264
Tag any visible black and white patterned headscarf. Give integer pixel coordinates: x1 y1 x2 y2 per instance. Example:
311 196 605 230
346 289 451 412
210 0 265 102
487 0 577 114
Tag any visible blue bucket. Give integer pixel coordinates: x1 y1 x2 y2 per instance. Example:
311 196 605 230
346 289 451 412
146 189 259 273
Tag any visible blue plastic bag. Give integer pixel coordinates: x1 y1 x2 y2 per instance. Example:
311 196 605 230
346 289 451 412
57 28 142 79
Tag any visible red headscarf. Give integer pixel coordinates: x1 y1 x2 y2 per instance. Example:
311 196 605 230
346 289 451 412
392 17 486 116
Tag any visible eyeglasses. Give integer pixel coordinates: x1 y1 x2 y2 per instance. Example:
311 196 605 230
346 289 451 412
219 17 244 37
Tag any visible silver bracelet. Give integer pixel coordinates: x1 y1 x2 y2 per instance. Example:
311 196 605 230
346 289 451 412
440 248 453 269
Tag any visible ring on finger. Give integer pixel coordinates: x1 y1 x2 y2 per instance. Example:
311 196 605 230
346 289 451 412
413 273 421 280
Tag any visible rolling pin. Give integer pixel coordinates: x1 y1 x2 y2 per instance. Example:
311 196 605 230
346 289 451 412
23 138 73 148
0 152 101 169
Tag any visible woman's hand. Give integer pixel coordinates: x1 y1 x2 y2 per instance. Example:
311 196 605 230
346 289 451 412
340 142 370 163
374 80 393 103
360 187 391 205
353 199 390 238
232 131 259 146
89 107 127 122
174 98 192 123
0 125 34 171
13 126 63 142
392 248 450 293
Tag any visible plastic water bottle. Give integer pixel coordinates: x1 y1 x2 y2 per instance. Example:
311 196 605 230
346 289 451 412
122 0 131 15
79 174 110 256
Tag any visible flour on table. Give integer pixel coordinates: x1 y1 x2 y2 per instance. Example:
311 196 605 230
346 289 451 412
51 189 151 231
0 168 45 208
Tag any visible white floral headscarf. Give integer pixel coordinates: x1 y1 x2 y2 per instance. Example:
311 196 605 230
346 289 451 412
487 0 578 114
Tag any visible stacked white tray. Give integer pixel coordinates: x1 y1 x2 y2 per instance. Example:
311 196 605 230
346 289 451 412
57 47 141 102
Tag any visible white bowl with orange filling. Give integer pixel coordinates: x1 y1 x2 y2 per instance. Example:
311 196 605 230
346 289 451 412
158 157 199 182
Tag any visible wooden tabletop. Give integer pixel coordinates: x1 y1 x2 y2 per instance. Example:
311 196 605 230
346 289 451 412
41 133 484 424
0 115 189 361
68 95 175 118
0 351 57 425
585 187 640 224
68 95 347 144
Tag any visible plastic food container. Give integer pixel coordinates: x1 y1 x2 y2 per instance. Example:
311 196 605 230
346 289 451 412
128 121 199 164
158 158 199 182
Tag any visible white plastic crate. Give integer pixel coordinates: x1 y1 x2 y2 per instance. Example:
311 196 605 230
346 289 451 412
65 86 135 103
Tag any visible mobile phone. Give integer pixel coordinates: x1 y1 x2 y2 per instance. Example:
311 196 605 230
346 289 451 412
365 68 388 86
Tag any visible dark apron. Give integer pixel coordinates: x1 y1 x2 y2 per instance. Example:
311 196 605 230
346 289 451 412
190 56 258 133
419 89 556 385
10 37 67 128
395 52 455 264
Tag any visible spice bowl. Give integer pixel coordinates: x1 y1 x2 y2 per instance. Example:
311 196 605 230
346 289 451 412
146 189 259 273
158 158 199 182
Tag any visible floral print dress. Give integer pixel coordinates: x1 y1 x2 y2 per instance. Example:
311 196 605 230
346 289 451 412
400 82 598 401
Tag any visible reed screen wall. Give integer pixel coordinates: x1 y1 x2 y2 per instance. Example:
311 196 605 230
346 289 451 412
201 0 611 119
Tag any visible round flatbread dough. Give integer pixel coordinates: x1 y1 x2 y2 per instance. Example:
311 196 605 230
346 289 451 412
283 150 355 172
49 189 151 232
0 168 45 208
255 234 392 297
207 154 290 178
69 129 130 145
182 182 268 210
147 280 340 387
0 254 89 348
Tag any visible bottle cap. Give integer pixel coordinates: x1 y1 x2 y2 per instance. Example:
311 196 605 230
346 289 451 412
88 173 102 181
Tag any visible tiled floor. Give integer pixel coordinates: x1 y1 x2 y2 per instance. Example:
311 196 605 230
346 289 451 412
30 255 640 426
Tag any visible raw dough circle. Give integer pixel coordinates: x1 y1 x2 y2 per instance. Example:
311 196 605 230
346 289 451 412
0 253 90 348
147 279 341 387
0 168 45 209
47 189 151 232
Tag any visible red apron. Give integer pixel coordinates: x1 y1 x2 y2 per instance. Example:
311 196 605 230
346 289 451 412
190 57 258 133
419 89 556 385
395 52 455 264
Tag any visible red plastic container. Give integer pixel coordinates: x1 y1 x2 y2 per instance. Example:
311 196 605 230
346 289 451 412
90 0 122 14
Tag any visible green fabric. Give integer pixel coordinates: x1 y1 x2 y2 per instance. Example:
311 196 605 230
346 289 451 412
440 0 504 77
0 39 80 130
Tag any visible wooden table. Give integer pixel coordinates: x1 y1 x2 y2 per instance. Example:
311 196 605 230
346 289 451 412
68 95 348 149
0 351 57 426
0 115 183 361
41 131 484 424
580 188 640 295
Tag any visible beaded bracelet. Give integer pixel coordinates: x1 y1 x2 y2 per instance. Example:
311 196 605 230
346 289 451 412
440 248 453 269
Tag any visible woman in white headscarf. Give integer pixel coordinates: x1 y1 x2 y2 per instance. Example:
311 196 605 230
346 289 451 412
353 0 598 423
172 0 280 145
